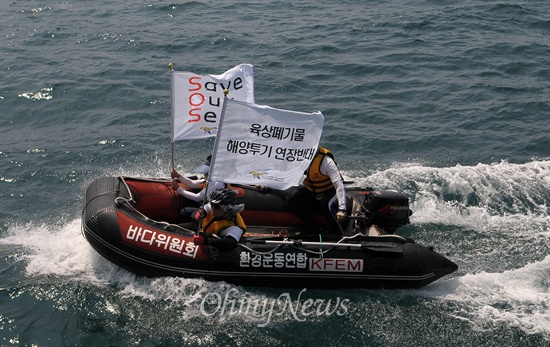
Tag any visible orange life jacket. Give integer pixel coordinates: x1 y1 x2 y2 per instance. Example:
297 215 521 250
303 147 338 196
200 210 246 235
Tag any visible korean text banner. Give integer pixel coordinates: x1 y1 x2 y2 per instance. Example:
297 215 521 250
209 99 324 190
171 64 254 141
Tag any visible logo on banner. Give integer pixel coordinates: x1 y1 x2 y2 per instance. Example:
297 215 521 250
249 171 265 180
200 126 217 135
248 170 286 183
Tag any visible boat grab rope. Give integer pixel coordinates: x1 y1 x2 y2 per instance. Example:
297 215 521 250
319 234 323 258
115 177 196 235
287 232 385 256
239 235 347 257
81 188 129 238
113 196 195 235
80 187 127 233
81 176 133 214
81 188 128 213
238 243 283 255
238 233 360 257
290 243 334 256
118 176 134 201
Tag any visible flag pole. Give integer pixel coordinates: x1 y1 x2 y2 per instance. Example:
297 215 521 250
197 88 229 235
168 63 175 173
204 88 229 204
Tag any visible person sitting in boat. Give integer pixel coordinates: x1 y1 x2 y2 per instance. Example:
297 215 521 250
286 146 348 234
171 155 225 219
193 188 246 251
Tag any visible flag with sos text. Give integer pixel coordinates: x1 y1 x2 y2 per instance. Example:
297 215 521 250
171 64 254 141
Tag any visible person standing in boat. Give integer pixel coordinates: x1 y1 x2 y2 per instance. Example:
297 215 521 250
193 188 246 251
286 146 348 234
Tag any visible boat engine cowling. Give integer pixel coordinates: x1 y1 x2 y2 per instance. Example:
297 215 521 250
362 190 411 233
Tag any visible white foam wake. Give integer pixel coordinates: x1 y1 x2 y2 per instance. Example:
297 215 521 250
347 159 550 233
419 256 550 339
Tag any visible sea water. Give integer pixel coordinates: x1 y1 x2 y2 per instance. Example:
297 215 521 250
1 1 549 346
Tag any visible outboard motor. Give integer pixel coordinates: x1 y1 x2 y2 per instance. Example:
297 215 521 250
362 190 412 233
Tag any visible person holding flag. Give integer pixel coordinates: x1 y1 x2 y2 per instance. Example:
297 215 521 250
168 63 254 222
171 155 225 220
286 146 348 234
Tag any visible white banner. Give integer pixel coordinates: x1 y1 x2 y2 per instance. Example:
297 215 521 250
209 99 324 190
171 64 254 141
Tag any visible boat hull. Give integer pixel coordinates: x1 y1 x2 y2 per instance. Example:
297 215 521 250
82 176 458 289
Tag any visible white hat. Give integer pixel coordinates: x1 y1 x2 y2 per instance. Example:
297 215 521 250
193 163 210 175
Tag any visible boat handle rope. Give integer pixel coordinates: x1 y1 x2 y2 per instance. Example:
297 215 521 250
238 243 283 255
239 242 333 257
81 188 129 238
244 232 381 257
81 177 133 213
290 244 334 256
118 176 134 201
81 189 128 213
113 196 196 235
288 232 380 256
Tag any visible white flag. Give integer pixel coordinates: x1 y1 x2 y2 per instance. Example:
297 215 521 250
209 99 324 190
171 64 254 141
